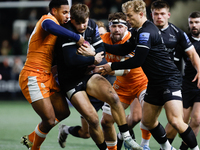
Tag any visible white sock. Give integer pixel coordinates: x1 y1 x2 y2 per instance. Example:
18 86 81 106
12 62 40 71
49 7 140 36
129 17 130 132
63 126 70 134
117 133 123 140
140 122 149 130
140 139 149 147
106 140 117 147
160 140 171 150
191 145 200 150
121 131 131 140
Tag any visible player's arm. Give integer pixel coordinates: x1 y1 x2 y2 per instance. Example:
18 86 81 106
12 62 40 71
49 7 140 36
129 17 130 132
42 19 84 45
185 47 200 88
97 31 150 75
62 43 103 67
104 42 134 56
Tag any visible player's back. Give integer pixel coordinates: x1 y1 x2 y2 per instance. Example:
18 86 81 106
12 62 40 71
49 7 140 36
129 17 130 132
23 14 59 73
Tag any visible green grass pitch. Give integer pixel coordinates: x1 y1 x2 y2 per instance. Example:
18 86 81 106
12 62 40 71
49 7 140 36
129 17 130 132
0 100 199 150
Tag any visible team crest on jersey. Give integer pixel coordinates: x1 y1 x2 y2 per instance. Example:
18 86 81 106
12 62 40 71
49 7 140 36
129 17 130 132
139 32 150 44
169 34 177 42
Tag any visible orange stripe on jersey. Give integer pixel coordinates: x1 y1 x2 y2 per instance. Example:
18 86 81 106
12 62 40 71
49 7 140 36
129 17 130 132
101 32 148 87
23 14 59 73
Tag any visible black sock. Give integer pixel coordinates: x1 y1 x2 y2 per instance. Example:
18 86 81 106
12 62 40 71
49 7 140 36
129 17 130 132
97 141 107 150
179 141 189 150
118 124 129 133
167 138 174 144
179 126 197 149
129 129 136 141
117 133 123 150
149 123 167 144
68 126 82 137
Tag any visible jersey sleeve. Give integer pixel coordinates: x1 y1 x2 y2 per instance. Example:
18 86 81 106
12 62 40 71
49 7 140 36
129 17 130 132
42 19 80 42
178 30 193 52
62 42 95 67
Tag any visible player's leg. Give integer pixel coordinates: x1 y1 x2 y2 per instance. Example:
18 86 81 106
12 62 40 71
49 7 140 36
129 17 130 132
87 74 142 150
178 106 192 150
50 92 70 122
142 101 172 150
188 102 200 136
70 91 107 150
165 123 178 144
30 97 58 150
165 100 199 150
19 70 64 150
179 102 200 150
138 89 151 149
50 92 71 148
101 111 117 150
128 98 142 135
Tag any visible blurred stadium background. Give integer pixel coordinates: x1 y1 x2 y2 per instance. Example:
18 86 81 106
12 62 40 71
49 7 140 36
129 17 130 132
0 0 200 149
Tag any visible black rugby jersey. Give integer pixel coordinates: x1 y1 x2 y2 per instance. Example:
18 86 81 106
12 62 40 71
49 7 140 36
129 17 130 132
105 20 181 88
161 23 193 60
55 19 106 89
176 34 200 89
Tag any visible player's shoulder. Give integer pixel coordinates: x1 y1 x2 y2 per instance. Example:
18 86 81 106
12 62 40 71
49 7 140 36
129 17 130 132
42 14 57 22
168 22 183 33
141 20 158 33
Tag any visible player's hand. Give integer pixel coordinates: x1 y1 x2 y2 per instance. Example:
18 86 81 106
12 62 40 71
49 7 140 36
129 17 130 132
192 72 200 89
94 51 104 65
95 63 113 76
76 35 85 47
77 44 95 56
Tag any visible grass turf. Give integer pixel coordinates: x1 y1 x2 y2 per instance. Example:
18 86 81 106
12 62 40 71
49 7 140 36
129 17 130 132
0 100 199 150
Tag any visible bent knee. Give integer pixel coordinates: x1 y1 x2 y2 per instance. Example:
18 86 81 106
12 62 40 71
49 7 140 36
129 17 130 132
190 116 200 127
168 118 183 130
58 110 71 121
86 115 99 128
128 116 141 128
101 115 114 128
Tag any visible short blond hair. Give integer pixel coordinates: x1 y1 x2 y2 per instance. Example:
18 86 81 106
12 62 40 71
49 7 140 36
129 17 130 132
122 0 146 16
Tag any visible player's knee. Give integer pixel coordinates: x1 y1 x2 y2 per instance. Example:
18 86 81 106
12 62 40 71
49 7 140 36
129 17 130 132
168 117 182 130
141 119 153 129
42 118 57 130
128 115 141 128
101 115 114 128
56 109 71 121
86 114 99 128
191 115 200 128
108 92 120 106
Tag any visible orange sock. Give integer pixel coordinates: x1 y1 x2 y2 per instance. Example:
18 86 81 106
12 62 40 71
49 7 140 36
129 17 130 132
31 125 47 150
28 131 35 143
141 128 151 140
107 145 117 150
106 141 117 150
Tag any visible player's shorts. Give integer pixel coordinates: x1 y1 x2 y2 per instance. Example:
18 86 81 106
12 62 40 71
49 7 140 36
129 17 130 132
113 80 147 105
62 74 93 100
182 89 200 108
88 95 104 112
19 69 60 104
144 86 182 106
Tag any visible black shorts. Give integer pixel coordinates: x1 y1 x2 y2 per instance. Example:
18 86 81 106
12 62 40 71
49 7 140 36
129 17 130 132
144 86 182 106
62 74 93 100
182 89 200 109
88 95 104 112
